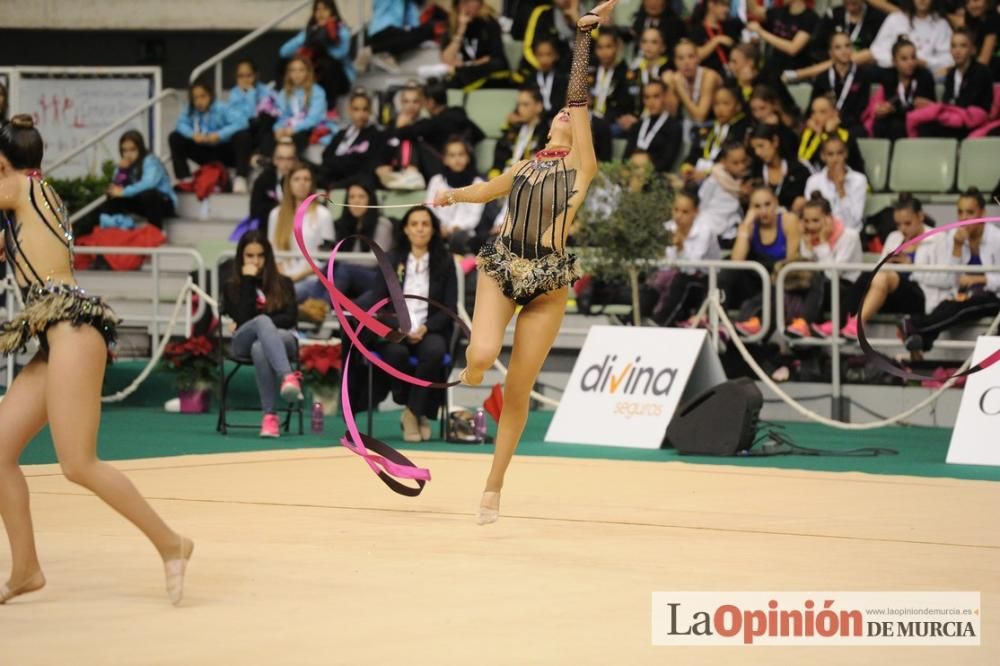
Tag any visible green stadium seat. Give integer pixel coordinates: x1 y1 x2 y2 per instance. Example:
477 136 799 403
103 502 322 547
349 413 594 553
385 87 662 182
887 138 957 193
327 188 347 206
447 89 465 108
611 138 628 162
957 137 1000 192
856 138 891 192
475 138 497 174
864 192 895 217
787 84 813 115
466 89 517 138
503 37 523 75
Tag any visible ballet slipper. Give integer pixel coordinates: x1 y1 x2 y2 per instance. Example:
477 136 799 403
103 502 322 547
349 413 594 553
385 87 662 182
0 571 46 605
418 416 432 441
476 490 501 525
400 408 421 442
163 536 194 607
459 368 483 386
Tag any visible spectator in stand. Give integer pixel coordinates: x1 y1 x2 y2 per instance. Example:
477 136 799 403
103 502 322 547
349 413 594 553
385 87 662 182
662 39 723 124
521 0 584 69
318 89 385 189
813 193 953 339
279 0 355 103
376 84 427 191
169 80 252 193
785 192 863 338
223 231 301 438
394 79 485 179
590 28 635 133
815 0 888 58
250 139 297 235
959 0 1000 78
905 28 994 137
870 0 954 75
804 31 875 135
361 0 441 74
330 182 396 305
872 36 937 139
730 42 801 120
264 56 328 157
267 162 334 299
490 87 549 179
624 80 683 173
627 28 671 118
421 0 510 90
228 60 274 167
747 0 820 75
748 123 811 212
899 187 1000 358
681 84 750 186
648 188 722 326
698 141 752 246
98 130 176 233
523 37 568 117
748 85 799 161
630 0 687 51
804 135 868 232
727 183 802 336
689 0 744 76
798 94 867 173
425 137 485 253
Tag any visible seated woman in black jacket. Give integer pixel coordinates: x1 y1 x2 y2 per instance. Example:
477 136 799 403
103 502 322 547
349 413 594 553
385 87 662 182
371 206 458 442
223 230 302 439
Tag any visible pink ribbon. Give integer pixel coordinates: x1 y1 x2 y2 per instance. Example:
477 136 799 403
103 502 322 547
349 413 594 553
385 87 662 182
856 216 1000 382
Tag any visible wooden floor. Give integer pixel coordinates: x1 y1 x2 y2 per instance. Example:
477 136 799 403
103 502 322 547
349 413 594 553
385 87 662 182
2 448 998 665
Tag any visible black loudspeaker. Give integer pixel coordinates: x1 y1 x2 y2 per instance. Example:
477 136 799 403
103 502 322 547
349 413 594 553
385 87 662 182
663 378 763 455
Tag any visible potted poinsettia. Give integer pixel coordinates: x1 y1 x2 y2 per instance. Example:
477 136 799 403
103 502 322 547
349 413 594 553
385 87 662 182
300 342 342 415
160 335 218 413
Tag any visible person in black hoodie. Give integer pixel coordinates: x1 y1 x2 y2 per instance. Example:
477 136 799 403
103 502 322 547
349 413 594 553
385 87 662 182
624 80 683 172
905 28 994 138
223 231 301 439
589 28 633 132
748 123 811 211
629 0 686 52
368 206 458 442
395 79 485 179
249 138 297 234
873 37 936 141
319 89 385 189
489 87 549 179
439 0 510 89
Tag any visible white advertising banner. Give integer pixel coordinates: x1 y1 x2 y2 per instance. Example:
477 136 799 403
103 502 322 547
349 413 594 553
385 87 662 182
947 336 1000 466
545 326 726 448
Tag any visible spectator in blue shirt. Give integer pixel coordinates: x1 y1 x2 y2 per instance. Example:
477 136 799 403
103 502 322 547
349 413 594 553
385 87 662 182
169 80 253 192
260 57 328 158
280 0 356 103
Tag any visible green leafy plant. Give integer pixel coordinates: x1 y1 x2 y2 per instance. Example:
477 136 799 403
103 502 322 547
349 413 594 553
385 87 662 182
575 161 673 323
48 160 115 233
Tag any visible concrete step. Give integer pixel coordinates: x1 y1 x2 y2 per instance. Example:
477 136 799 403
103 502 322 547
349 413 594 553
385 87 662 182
175 193 249 222
164 217 240 246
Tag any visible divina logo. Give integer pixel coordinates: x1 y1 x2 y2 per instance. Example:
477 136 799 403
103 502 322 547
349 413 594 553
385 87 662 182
580 355 678 396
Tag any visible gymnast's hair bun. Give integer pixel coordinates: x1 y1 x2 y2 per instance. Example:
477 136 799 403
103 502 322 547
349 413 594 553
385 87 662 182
10 114 35 130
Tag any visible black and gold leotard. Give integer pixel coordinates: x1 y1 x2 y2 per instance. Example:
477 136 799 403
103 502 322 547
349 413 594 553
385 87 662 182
0 175 117 354
476 22 595 305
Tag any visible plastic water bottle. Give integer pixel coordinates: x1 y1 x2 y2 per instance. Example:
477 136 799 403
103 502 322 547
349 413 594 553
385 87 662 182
474 408 487 442
311 401 324 434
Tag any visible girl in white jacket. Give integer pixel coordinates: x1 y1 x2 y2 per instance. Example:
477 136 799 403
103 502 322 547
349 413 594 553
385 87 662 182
786 192 863 338
870 0 953 74
813 193 953 339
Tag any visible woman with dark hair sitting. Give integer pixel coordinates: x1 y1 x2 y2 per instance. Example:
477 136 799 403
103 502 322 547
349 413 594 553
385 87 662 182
328 182 396 307
97 130 176 233
223 230 302 438
370 206 458 441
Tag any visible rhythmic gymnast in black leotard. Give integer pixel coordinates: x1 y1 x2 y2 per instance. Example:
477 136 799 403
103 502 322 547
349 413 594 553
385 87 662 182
433 0 619 525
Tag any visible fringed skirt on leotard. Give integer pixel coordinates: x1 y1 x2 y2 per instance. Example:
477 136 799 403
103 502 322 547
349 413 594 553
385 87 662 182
0 283 118 354
476 238 582 306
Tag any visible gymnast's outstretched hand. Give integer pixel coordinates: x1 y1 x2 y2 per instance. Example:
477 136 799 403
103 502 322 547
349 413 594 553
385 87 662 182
577 0 618 29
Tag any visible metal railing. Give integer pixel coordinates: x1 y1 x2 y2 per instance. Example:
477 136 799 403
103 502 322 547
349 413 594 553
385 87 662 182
189 0 313 98
46 88 184 177
774 261 1000 414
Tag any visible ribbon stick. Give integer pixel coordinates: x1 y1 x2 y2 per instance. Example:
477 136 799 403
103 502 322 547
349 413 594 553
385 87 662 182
856 216 1000 382
292 194 470 496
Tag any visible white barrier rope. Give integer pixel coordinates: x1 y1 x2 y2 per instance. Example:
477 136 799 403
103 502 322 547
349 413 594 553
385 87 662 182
101 279 219 403
709 295 1000 430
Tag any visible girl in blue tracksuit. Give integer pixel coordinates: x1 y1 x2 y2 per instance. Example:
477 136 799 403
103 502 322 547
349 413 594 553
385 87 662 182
169 80 252 183
88 130 176 235
229 59 275 162
368 0 437 56
263 56 328 157
280 0 355 103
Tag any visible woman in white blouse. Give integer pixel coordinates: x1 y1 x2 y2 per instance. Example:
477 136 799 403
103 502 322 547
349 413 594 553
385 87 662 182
266 162 334 301
803 135 868 232
371 206 458 442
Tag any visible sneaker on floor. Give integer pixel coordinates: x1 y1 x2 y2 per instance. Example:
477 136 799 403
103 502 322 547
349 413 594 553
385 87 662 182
260 413 280 438
371 53 401 74
840 315 859 340
734 316 761 337
280 371 304 402
231 176 248 194
785 318 811 339
811 320 835 338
